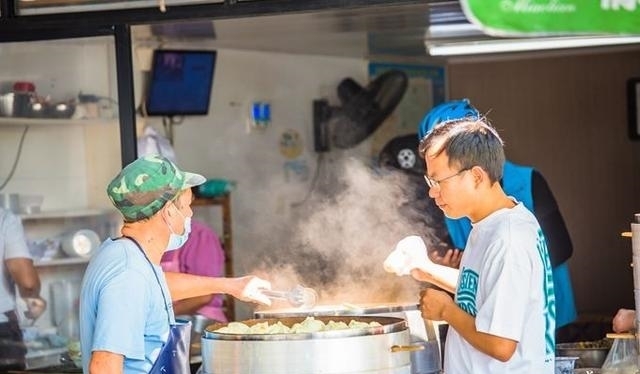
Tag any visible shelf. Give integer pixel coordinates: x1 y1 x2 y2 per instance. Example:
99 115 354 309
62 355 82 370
25 347 67 369
0 117 116 127
20 208 118 221
34 257 90 267
192 194 230 206
26 347 67 359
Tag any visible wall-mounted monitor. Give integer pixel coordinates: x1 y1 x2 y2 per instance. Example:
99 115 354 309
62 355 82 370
145 49 216 116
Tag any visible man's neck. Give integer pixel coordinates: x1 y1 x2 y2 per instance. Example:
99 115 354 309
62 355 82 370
469 183 515 223
121 221 168 264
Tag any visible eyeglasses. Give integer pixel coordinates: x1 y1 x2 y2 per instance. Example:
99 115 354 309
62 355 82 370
423 168 470 189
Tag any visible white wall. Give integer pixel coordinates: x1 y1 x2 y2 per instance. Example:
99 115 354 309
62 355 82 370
140 49 377 318
171 50 366 241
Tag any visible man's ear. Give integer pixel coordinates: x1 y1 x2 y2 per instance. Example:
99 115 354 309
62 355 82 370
470 165 485 186
161 203 175 219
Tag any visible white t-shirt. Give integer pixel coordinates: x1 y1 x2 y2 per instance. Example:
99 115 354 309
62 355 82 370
444 203 556 374
0 208 31 322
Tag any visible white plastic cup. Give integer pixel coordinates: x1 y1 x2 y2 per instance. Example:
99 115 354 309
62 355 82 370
0 193 19 213
555 356 578 374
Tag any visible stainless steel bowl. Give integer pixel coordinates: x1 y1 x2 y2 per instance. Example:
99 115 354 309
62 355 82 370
556 342 611 368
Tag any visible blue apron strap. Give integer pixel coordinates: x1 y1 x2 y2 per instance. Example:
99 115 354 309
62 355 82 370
148 320 192 374
122 236 191 373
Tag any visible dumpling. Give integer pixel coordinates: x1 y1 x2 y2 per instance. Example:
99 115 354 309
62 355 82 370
325 320 349 331
291 317 325 333
215 322 252 334
266 321 291 334
213 317 381 335
348 320 371 330
249 322 270 334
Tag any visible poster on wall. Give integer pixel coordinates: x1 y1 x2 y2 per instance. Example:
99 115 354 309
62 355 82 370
368 62 446 158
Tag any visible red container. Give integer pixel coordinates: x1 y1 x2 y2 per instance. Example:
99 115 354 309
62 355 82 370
13 81 35 92
12 81 36 117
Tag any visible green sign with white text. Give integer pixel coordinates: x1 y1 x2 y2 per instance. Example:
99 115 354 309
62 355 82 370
461 0 640 36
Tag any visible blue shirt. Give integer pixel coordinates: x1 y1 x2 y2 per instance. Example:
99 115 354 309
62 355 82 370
79 238 175 373
0 208 31 320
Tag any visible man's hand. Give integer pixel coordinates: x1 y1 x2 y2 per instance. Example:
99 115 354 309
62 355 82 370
612 308 636 333
234 276 272 306
419 288 455 321
428 248 462 269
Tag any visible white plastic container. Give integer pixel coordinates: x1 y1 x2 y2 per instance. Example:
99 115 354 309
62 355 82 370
61 229 100 258
556 356 578 374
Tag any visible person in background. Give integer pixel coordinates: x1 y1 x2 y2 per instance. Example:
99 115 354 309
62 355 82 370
417 99 577 332
80 155 272 374
377 134 457 256
160 219 228 323
612 308 636 333
413 118 556 373
0 207 46 371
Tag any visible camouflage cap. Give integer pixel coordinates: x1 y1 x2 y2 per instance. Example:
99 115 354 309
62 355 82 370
107 154 206 222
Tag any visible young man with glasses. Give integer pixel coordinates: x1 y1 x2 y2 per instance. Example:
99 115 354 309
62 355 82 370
413 119 556 373
416 99 576 336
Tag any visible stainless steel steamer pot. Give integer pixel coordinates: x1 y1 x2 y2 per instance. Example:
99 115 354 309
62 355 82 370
255 303 442 374
201 316 412 374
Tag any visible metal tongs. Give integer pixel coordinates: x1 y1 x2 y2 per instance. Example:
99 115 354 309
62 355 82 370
262 285 318 308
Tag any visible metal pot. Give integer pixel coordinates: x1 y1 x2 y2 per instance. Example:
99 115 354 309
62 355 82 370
255 303 442 374
201 316 412 374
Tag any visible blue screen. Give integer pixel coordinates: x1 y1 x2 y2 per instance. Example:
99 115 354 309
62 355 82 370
145 50 216 116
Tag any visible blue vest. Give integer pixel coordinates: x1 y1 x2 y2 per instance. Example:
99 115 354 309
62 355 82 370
444 161 576 328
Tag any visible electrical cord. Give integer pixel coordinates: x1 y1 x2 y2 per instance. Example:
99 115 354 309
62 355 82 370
162 115 184 146
0 125 29 191
290 152 324 208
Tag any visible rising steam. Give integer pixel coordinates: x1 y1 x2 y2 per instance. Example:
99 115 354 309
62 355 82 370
244 156 443 307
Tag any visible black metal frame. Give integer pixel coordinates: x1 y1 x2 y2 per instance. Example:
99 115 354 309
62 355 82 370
0 0 426 27
0 0 425 165
628 77 640 140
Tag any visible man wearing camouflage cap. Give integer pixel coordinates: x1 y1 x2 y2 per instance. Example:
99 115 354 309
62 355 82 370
79 155 272 374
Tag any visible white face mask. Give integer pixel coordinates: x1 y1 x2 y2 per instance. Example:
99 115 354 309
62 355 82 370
165 204 192 252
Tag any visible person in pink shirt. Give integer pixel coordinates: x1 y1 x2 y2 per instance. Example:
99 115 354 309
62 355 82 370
160 219 227 323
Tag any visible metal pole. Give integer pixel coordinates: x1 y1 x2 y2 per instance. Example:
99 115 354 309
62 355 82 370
113 24 137 167
630 213 640 368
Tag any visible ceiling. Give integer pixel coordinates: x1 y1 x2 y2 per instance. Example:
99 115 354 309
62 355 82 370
131 1 640 59
132 2 471 59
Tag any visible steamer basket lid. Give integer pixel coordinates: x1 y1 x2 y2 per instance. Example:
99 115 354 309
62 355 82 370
255 302 419 319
